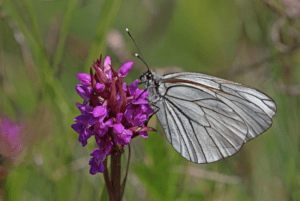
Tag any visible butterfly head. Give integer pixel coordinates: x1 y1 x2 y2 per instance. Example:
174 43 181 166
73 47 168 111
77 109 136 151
139 71 153 82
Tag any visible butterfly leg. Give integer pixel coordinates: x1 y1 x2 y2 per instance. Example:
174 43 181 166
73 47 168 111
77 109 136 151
135 88 148 102
125 88 148 106
145 104 160 126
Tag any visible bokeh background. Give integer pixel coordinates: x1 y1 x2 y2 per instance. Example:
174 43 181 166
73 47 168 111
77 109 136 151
1 0 300 200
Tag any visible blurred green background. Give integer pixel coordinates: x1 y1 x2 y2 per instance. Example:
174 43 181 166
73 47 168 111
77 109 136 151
1 0 300 200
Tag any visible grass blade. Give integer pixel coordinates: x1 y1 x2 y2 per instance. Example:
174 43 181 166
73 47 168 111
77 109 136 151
53 0 79 74
84 0 123 70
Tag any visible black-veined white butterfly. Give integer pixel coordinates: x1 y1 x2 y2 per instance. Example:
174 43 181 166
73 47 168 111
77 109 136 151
126 28 277 164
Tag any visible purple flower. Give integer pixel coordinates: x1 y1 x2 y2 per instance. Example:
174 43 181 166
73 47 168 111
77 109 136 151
112 113 134 144
93 106 107 122
124 108 134 123
122 82 127 92
94 119 113 137
75 85 92 105
0 117 24 160
96 137 113 155
139 131 148 138
127 79 149 104
140 104 154 116
76 103 94 115
128 79 139 95
116 113 123 123
74 105 99 126
74 115 89 124
124 108 147 126
113 123 133 145
132 113 147 126
73 55 155 175
95 83 105 93
133 89 149 105
71 123 93 146
77 73 91 87
104 56 112 80
103 56 111 71
118 61 133 78
89 148 106 174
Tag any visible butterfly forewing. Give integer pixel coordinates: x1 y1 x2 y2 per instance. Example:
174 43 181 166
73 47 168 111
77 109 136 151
151 72 276 164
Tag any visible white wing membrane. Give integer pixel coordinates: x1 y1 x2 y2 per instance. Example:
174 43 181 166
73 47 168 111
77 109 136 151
153 72 276 163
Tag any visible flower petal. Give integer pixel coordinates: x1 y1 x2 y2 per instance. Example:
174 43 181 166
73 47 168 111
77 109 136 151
118 61 133 78
116 113 123 123
89 148 106 174
133 113 147 126
71 122 84 134
0 117 24 160
129 79 139 95
114 129 132 145
74 115 89 124
122 82 127 92
76 85 92 102
140 104 154 116
72 123 93 147
95 83 105 92
124 108 134 123
133 90 149 104
104 119 113 127
94 123 106 137
103 56 111 73
76 103 94 114
113 123 124 134
107 70 112 81
90 148 106 160
77 73 91 86
139 131 148 138
93 106 107 119
96 137 113 155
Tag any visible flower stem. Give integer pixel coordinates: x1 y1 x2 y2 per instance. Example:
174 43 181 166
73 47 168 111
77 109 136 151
111 154 121 200
103 159 113 199
120 145 131 197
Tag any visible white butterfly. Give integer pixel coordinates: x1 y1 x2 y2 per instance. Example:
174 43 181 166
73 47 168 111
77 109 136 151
140 70 276 163
126 28 277 163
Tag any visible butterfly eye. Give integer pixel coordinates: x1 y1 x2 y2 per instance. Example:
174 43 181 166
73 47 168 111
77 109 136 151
146 73 152 80
139 73 147 81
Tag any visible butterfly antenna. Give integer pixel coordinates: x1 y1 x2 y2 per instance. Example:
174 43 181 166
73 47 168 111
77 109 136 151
135 53 150 72
126 28 150 72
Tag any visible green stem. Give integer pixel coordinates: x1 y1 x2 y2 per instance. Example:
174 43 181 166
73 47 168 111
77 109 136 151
103 158 113 199
120 145 131 197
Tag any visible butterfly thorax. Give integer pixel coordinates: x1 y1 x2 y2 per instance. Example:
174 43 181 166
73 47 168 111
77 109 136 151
140 71 162 104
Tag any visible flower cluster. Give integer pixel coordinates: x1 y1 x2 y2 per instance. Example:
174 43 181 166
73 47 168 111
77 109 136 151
72 55 154 175
0 117 24 162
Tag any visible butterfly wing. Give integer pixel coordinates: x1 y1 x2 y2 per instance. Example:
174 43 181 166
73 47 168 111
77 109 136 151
153 72 276 164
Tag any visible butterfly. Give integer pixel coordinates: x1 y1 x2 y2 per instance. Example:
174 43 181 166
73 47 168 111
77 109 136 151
127 29 277 164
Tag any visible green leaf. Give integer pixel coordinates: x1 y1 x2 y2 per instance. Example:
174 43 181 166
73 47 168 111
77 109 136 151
6 167 54 201
100 186 109 201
